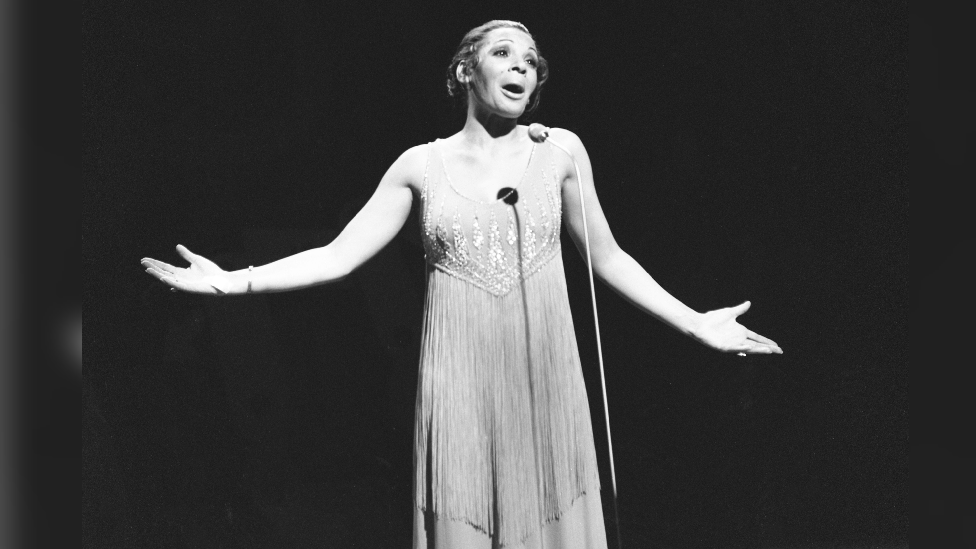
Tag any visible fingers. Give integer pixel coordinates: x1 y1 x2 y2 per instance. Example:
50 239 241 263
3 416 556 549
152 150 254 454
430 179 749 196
746 331 782 353
731 300 751 316
175 244 222 271
731 303 783 354
734 344 778 355
144 266 170 281
734 341 783 355
142 250 219 294
743 341 783 354
141 258 179 276
175 244 196 264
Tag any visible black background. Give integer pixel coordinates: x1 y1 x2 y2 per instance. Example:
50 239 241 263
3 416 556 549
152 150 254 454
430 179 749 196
83 1 916 548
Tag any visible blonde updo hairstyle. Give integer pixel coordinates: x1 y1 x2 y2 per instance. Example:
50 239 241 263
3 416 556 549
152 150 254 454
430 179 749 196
446 20 550 114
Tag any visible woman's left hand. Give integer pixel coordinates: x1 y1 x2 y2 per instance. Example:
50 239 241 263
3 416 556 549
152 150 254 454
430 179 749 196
694 301 783 355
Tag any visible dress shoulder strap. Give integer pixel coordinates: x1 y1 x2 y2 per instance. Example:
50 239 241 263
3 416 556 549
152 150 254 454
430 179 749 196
420 140 444 237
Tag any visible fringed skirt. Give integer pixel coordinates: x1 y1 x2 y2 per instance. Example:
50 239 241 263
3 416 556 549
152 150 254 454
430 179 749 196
413 253 606 548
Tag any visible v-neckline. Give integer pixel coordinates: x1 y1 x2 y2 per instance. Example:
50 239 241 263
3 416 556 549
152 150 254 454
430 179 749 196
438 139 537 206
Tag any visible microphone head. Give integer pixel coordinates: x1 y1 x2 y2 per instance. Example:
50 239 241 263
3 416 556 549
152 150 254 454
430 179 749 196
497 187 519 205
528 123 550 143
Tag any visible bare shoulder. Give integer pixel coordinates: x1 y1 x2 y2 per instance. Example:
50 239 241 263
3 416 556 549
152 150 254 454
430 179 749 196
386 143 431 192
544 128 591 186
547 127 586 149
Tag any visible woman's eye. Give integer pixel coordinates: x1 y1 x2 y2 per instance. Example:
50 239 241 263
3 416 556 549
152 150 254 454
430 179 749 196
526 58 538 67
494 49 508 57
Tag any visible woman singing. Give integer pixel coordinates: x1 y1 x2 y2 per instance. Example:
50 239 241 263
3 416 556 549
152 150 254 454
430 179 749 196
142 19 782 549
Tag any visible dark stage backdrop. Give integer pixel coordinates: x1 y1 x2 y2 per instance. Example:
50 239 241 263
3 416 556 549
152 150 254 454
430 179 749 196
84 2 910 548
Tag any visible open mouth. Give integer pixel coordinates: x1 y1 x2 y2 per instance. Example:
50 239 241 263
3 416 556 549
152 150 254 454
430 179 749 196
502 83 525 95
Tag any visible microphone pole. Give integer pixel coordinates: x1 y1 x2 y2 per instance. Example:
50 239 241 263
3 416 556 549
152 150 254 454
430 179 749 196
528 123 622 549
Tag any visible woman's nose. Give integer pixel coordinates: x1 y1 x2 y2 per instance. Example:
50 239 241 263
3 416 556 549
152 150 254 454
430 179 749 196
510 60 527 74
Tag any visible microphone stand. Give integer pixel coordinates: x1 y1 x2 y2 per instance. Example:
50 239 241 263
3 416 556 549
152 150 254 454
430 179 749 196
534 126 623 549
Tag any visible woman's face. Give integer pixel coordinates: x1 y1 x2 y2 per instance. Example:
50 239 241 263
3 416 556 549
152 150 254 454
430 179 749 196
466 28 540 119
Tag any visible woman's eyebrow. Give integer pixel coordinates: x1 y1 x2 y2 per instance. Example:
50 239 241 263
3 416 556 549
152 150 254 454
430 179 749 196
490 38 538 53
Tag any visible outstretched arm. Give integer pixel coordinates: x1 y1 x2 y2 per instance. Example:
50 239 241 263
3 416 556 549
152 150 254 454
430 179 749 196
553 128 781 355
142 144 426 295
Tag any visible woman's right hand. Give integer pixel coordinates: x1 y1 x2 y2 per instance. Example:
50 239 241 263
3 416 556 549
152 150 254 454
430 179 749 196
142 244 233 295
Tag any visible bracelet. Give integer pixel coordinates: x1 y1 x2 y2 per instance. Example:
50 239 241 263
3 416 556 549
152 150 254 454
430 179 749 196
246 265 254 294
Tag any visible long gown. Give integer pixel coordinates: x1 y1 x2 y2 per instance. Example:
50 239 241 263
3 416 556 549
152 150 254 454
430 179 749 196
413 139 608 549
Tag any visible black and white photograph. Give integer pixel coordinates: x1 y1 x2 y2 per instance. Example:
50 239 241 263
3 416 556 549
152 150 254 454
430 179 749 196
80 1 919 547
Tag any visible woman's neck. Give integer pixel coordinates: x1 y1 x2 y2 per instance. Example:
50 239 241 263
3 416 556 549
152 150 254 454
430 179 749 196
457 105 524 151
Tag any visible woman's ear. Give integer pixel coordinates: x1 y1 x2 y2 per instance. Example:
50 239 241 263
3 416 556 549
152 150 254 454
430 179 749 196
456 63 469 85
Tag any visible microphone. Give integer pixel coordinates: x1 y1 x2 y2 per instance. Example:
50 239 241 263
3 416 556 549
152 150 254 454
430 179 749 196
501 124 547 205
529 122 621 547
528 123 550 143
496 125 550 205
496 187 519 205
498 126 554 204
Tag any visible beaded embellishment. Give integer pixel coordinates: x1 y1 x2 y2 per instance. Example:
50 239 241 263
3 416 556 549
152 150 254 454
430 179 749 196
421 140 562 296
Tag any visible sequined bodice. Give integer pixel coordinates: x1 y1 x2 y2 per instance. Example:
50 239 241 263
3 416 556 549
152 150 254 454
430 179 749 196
421 139 563 296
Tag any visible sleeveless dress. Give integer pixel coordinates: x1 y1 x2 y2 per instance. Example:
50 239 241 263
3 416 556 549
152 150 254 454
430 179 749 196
412 139 608 549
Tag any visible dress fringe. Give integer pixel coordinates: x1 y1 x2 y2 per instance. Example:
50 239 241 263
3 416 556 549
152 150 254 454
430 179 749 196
414 253 601 547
